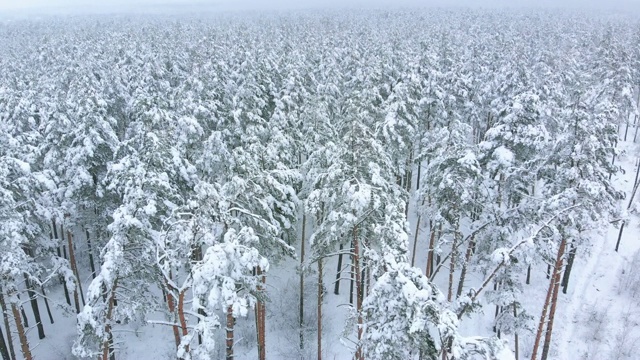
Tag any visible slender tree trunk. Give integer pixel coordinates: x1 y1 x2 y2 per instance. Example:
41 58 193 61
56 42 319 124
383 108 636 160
349 249 355 305
317 258 323 360
299 214 306 351
561 243 576 294
11 300 31 360
353 226 363 360
15 295 27 329
0 288 16 360
226 305 234 360
40 286 54 324
86 229 97 279
256 267 266 360
177 289 189 358
514 304 519 360
541 242 566 360
52 220 71 306
165 277 180 349
334 244 344 295
456 235 476 298
66 226 85 309
447 226 460 302
526 265 531 285
0 317 10 360
411 214 421 267
426 221 436 278
23 275 44 339
102 280 118 360
531 239 566 360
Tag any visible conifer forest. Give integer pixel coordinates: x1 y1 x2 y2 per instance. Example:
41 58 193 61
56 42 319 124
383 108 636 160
1 7 640 360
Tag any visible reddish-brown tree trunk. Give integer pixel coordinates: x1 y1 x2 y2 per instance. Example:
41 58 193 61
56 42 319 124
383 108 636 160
226 305 234 360
11 301 31 360
353 226 363 360
165 277 180 349
299 214 306 351
531 239 566 360
256 267 266 360
177 290 189 358
541 241 566 360
0 288 16 360
317 258 323 360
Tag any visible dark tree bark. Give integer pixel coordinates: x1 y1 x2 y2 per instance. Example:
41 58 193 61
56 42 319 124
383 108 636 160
456 235 476 298
0 318 10 360
426 221 436 278
86 229 97 279
66 225 85 309
102 281 118 360
334 244 344 295
40 286 54 324
561 243 577 294
526 265 531 285
23 274 44 339
52 219 71 306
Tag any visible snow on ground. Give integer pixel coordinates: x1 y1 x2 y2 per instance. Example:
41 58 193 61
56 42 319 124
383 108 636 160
553 141 640 360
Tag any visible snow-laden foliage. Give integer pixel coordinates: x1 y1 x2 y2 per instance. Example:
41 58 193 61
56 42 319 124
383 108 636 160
0 8 636 360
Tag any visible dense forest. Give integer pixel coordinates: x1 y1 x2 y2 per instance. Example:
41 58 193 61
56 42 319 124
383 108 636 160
0 8 638 360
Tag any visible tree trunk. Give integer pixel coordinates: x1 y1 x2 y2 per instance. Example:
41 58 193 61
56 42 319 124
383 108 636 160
165 277 180 349
411 212 422 267
514 304 519 360
40 286 54 324
102 281 118 360
86 229 97 279
426 221 436 278
0 288 16 360
0 317 10 360
11 300 31 360
349 248 355 305
23 275 44 339
67 226 85 309
317 258 323 360
561 243 577 294
526 265 531 285
52 220 71 306
447 226 460 302
177 289 189 358
334 244 344 295
15 295 27 329
256 267 266 360
541 242 566 360
226 305 234 360
456 235 476 298
299 213 306 351
353 226 364 360
531 239 566 360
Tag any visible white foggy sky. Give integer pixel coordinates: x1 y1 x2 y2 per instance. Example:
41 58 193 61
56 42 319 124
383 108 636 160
0 0 638 15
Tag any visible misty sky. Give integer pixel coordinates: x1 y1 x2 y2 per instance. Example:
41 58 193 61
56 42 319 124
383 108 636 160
0 0 638 16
